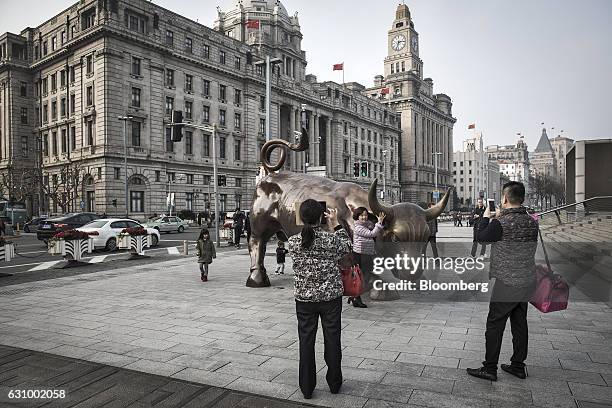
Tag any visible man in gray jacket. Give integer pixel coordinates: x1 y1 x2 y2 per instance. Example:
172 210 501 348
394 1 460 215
467 181 538 382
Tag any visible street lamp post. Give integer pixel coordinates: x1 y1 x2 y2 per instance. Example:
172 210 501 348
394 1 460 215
118 115 133 217
432 151 443 202
254 57 282 141
382 150 388 200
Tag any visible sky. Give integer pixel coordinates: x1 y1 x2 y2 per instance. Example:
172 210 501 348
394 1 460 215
1 0 610 151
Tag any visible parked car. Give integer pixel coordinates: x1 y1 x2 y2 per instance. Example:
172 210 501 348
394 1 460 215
77 219 160 251
143 216 188 233
37 213 101 243
24 217 47 233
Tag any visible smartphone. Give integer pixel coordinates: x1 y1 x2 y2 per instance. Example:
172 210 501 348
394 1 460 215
318 201 327 224
487 199 496 212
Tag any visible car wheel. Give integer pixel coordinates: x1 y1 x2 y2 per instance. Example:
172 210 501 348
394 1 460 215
151 234 159 247
105 237 117 252
178 226 184 233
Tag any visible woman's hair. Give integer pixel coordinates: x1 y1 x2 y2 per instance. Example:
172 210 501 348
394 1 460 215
198 228 210 240
300 199 324 249
352 206 370 220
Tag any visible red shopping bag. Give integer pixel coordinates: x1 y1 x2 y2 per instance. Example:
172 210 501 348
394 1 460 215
530 225 569 313
341 264 364 297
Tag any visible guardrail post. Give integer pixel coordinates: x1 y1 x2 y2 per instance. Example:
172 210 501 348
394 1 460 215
183 240 188 255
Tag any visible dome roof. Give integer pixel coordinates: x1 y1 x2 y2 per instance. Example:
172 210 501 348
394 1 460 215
230 0 289 18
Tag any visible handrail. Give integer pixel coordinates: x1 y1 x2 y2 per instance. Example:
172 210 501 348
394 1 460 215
538 196 612 217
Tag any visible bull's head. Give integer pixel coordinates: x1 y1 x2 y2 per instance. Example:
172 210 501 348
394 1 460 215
368 179 452 280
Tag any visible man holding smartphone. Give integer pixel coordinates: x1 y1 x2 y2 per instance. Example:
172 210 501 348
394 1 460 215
471 198 487 257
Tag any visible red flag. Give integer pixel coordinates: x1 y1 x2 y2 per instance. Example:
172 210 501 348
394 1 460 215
333 63 344 71
245 20 260 29
468 123 475 129
380 88 390 94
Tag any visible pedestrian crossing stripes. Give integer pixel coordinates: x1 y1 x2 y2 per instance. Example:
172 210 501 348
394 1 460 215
28 261 62 271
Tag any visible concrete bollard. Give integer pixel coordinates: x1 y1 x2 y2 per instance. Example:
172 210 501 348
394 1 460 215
183 240 188 255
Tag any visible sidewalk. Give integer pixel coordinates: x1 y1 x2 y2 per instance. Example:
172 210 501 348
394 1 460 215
0 223 611 407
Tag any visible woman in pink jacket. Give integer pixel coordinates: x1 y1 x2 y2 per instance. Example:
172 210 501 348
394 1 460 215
349 207 386 308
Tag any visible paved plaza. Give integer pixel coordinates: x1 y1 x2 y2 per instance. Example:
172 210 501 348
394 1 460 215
1 223 611 407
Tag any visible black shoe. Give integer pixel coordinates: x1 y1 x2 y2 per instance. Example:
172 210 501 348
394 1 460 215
352 297 368 308
347 297 354 305
501 364 527 379
466 367 497 381
302 393 312 399
330 384 342 394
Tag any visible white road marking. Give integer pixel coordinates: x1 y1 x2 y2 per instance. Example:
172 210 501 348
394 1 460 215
28 261 62 271
89 256 107 264
167 247 180 255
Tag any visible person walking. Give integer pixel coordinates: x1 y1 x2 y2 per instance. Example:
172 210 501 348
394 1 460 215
457 212 463 227
275 241 288 274
288 199 351 399
0 218 5 236
467 181 538 382
471 198 487 257
424 203 439 257
232 208 245 248
349 207 385 308
196 228 216 282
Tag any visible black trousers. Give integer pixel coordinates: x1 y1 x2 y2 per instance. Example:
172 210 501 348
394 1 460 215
296 297 343 396
233 226 243 245
471 241 487 257
352 252 373 288
425 236 439 258
483 280 534 372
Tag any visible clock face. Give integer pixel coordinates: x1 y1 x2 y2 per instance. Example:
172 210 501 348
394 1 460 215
411 36 418 52
392 35 406 51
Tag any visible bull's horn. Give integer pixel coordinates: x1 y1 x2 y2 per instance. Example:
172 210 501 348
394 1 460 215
368 179 393 218
425 187 453 221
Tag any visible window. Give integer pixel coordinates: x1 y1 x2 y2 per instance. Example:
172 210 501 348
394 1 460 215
219 50 226 64
219 109 226 126
60 97 66 117
43 134 49 156
20 107 27 124
43 103 48 123
259 95 266 111
256 64 264 76
219 84 226 101
86 85 93 106
259 118 266 134
185 192 194 211
165 30 174 47
131 121 141 146
52 36 57 51
42 77 48 94
235 56 241 70
235 177 242 188
185 37 192 53
155 171 160 182
186 174 194 184
165 97 174 115
70 66 75 82
368 146 371 158
203 79 210 96
234 113 241 129
86 120 94 145
51 101 57 120
202 105 210 123
185 74 193 92
51 74 57 91
131 87 141 107
185 101 192 119
82 8 95 30
61 129 67 153
130 191 144 213
203 44 210 58
165 69 174 87
70 126 76 150
52 132 58 156
165 127 173 152
218 175 227 186
185 131 193 154
202 134 210 156
60 70 66 87
20 82 27 97
234 139 241 160
234 89 241 106
21 136 28 158
131 57 141 76
70 94 75 114
129 15 145 33
219 136 226 158
43 41 48 56
86 55 93 74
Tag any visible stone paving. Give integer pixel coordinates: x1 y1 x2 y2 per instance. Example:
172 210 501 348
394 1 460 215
0 223 611 407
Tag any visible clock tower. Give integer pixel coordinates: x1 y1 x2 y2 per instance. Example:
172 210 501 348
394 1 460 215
385 4 422 78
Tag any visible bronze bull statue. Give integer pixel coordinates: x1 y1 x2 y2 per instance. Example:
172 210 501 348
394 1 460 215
247 128 451 300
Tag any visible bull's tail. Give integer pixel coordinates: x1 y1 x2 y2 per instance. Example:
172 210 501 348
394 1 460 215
260 127 309 174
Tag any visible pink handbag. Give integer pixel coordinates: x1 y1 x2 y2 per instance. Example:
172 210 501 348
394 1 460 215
530 228 569 313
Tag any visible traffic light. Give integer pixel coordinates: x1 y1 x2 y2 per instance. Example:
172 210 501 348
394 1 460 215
353 162 360 177
111 199 117 208
170 110 184 142
360 161 369 177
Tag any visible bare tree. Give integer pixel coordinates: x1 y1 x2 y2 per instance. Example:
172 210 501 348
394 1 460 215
42 161 85 213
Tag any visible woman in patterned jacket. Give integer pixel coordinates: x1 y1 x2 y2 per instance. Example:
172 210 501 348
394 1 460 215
288 199 352 399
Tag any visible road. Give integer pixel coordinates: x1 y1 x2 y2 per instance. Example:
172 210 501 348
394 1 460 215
0 226 249 283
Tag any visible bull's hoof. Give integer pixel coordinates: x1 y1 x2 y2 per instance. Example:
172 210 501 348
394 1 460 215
369 288 400 301
246 273 271 288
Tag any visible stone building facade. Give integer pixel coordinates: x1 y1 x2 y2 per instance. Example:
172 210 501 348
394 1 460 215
549 135 574 187
452 132 498 206
487 135 531 184
530 128 557 181
0 0 400 218
364 4 455 204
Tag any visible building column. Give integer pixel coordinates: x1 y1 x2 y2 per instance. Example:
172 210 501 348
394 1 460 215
313 114 319 166
289 105 296 171
326 118 332 175
575 141 585 203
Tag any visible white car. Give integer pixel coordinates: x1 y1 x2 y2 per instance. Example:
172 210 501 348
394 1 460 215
77 218 160 251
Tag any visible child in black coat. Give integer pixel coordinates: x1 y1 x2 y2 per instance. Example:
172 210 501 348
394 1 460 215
275 241 288 275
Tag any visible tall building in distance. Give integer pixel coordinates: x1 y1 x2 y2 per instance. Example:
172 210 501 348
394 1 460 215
452 131 498 206
530 128 557 180
0 0 401 216
364 4 455 204
487 135 531 185
549 134 574 187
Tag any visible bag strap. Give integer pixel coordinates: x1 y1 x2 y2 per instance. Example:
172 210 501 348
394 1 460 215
528 209 552 272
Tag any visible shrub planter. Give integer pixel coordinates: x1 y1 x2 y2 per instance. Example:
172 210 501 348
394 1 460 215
0 240 15 262
118 227 151 259
48 230 96 268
